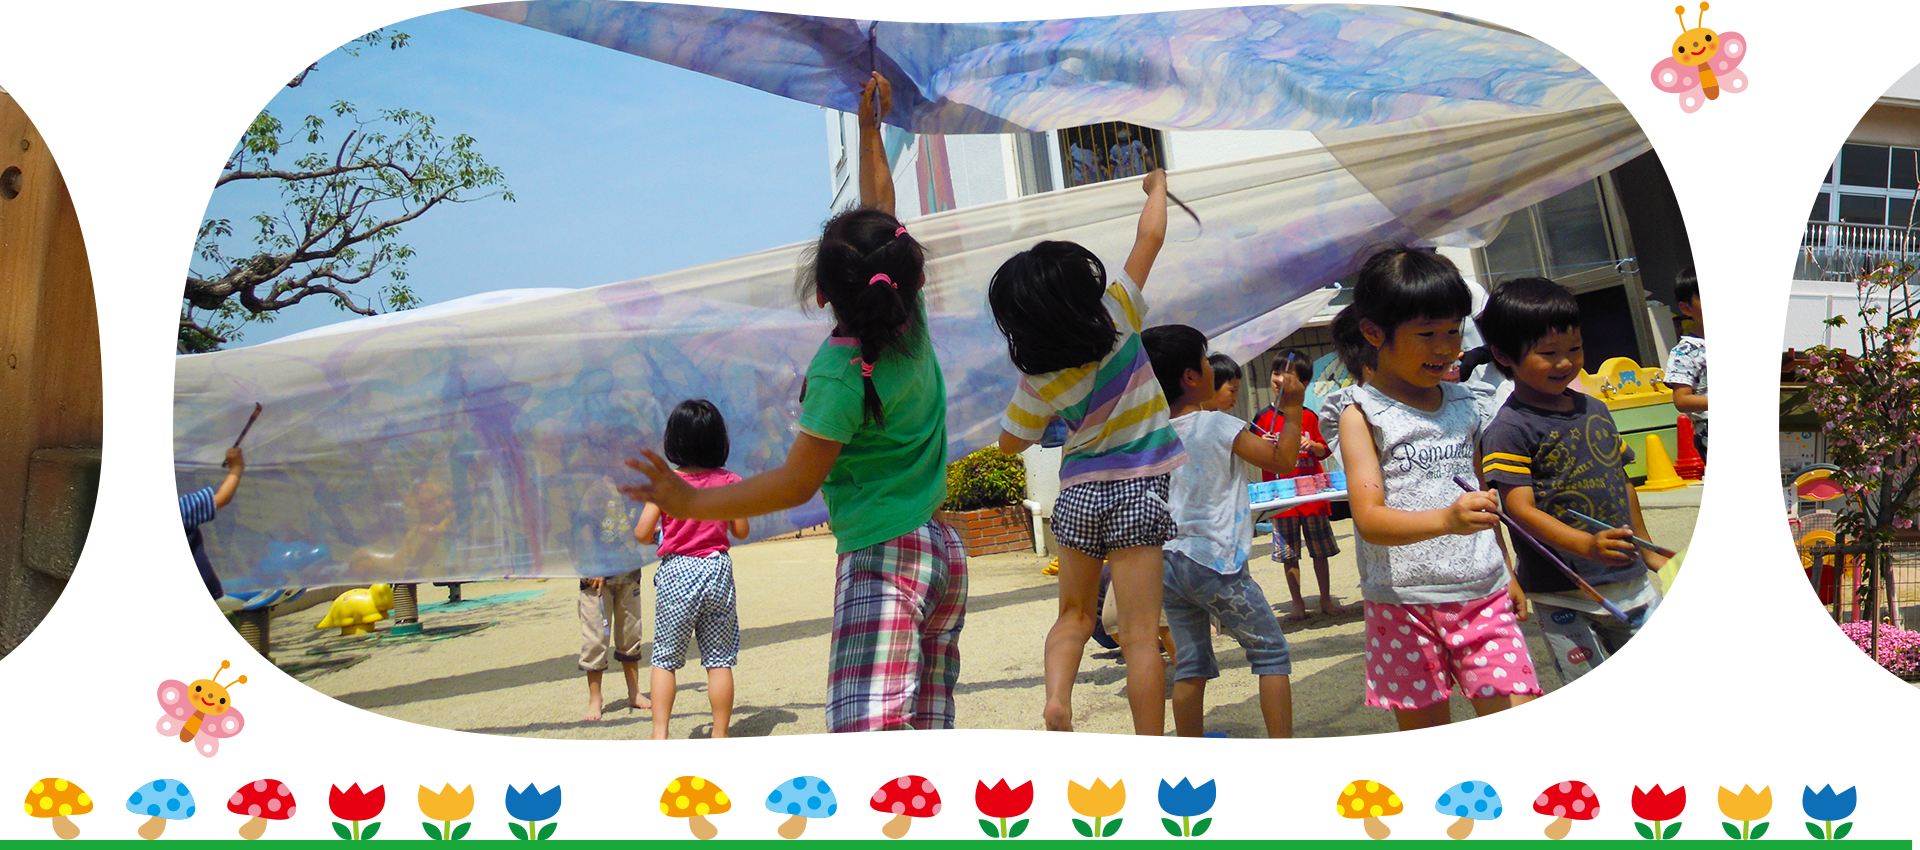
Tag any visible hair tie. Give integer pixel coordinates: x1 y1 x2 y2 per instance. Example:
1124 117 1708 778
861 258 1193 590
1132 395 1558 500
868 273 896 289
850 357 876 377
894 226 908 238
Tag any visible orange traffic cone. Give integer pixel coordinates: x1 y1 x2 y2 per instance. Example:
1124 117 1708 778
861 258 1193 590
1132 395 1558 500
1638 433 1686 492
1673 416 1705 481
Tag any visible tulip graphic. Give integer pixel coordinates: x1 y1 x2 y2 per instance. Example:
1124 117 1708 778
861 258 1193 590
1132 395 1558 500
505 784 561 841
1068 779 1125 838
1632 785 1685 840
330 784 385 841
1157 779 1216 837
1718 786 1772 841
418 785 474 841
1802 785 1857 840
975 780 1033 839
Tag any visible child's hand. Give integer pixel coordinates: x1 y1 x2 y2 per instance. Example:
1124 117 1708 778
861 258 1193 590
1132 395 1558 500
586 577 604 592
1582 527 1637 565
858 71 892 129
1274 371 1306 410
1445 489 1500 536
225 447 245 471
1142 167 1166 197
620 450 694 516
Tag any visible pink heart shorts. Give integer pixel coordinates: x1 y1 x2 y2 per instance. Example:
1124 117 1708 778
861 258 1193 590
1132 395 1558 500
1361 590 1539 711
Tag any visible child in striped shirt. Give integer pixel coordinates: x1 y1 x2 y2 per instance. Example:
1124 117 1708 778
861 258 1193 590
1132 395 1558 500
991 168 1186 735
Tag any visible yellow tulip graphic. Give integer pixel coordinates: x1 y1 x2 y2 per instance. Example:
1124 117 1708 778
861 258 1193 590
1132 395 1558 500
1717 785 1771 840
418 785 475 840
1068 780 1125 838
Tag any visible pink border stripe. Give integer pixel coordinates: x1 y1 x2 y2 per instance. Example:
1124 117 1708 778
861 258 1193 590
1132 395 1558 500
1858 817 1920 832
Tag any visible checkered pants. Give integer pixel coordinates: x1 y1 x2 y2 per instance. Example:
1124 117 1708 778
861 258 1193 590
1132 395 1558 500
650 552 740 670
826 521 969 733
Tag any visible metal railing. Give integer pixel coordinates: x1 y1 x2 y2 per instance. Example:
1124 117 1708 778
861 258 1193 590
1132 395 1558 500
1781 219 1920 282
1774 544 1920 690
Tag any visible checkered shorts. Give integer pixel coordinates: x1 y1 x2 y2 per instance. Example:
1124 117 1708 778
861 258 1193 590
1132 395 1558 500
1272 513 1340 562
651 552 740 670
1052 475 1176 559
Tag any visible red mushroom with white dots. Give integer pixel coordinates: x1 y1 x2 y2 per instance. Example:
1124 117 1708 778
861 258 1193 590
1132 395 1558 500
228 780 296 840
1533 781 1598 840
870 776 940 839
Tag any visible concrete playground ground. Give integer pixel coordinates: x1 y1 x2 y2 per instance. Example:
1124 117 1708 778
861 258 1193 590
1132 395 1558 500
272 484 1702 739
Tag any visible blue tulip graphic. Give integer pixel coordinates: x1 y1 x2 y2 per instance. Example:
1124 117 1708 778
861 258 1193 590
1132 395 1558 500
1157 779 1215 837
1802 786 1856 840
505 785 562 841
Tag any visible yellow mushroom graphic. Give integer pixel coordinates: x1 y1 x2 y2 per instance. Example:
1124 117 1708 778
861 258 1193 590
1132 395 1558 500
24 778 93 840
1336 780 1402 840
659 776 730 840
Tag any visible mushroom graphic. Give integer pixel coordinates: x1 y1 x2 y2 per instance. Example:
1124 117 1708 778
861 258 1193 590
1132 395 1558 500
1435 781 1502 840
766 776 837 839
659 776 729 840
23 778 92 839
229 779 296 840
870 776 940 839
126 780 195 840
1534 781 1599 840
1335 780 1402 840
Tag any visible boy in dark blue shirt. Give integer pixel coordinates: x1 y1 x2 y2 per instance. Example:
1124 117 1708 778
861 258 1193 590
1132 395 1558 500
176 448 245 663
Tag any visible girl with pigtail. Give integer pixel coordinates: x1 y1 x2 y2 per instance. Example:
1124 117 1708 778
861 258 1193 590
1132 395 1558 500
624 72 967 733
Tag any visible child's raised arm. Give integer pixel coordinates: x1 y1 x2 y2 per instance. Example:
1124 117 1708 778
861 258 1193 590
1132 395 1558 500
857 71 895 218
623 433 842 522
1232 370 1306 474
1339 404 1498 546
1122 168 1168 288
214 447 245 509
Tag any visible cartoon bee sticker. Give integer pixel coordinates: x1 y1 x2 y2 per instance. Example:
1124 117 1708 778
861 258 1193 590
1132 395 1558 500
1650 2 1748 112
156 660 247 757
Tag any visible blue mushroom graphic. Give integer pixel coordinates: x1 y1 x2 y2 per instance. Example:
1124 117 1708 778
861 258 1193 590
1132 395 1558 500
1158 779 1216 837
766 776 837 839
1435 781 1502 840
505 785 561 841
1802 786 1856 840
127 779 196 840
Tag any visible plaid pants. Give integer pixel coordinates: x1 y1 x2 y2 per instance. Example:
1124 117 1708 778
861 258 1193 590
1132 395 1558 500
826 521 968 732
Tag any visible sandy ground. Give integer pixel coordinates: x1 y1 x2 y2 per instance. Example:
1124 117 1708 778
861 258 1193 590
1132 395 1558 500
276 485 1701 739
0 683 103 836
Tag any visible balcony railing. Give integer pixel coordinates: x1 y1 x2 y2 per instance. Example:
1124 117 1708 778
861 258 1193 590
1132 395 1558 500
1798 221 1920 281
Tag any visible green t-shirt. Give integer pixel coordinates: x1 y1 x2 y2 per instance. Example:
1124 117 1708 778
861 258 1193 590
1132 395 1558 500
797 317 949 553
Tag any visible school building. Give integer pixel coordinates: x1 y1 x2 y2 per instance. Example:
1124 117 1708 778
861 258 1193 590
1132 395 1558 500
1780 65 1920 481
822 112 1697 428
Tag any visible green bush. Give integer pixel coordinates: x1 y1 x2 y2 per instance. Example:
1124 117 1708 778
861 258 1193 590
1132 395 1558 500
942 446 1027 511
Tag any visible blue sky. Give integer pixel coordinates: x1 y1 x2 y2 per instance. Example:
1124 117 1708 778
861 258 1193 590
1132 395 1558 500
198 9 831 345
1774 0 1920 51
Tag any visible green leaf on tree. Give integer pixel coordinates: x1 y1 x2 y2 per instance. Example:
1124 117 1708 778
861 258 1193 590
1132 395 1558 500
981 819 1001 838
1751 821 1770 840
1102 818 1123 837
509 823 529 841
361 822 381 841
423 822 443 841
1010 819 1030 838
1072 819 1093 838
1663 822 1682 840
333 822 353 841
1163 818 1182 836
1192 818 1212 837
537 823 556 841
1636 822 1655 840
451 822 471 841
1835 822 1853 840
1723 822 1741 840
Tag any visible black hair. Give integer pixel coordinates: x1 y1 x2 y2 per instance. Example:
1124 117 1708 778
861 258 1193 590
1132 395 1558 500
799 206 927 425
1141 324 1209 406
1276 348 1314 383
1674 266 1699 308
1329 245 1471 361
663 399 730 469
1476 276 1582 377
1208 353 1242 389
987 241 1118 375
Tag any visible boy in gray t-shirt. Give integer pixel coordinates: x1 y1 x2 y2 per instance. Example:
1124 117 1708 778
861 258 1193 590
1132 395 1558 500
1143 324 1306 738
1477 277 1669 683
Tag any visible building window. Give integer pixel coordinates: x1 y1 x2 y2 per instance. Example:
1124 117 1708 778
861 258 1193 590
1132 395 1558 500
1809 143 1920 224
1057 122 1165 189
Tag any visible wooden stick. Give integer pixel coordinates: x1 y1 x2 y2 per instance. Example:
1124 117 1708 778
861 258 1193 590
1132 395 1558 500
223 403 262 468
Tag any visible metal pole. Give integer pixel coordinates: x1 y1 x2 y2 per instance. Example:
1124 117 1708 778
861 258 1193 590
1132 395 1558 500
1869 545 1883 661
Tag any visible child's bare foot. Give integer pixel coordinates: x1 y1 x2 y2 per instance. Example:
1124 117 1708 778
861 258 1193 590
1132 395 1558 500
1043 700 1074 732
584 700 603 722
1284 604 1310 622
628 693 652 711
1320 600 1348 617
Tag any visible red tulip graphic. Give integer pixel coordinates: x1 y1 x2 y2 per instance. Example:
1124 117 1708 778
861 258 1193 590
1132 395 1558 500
330 784 386 840
976 780 1033 838
1632 785 1685 840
